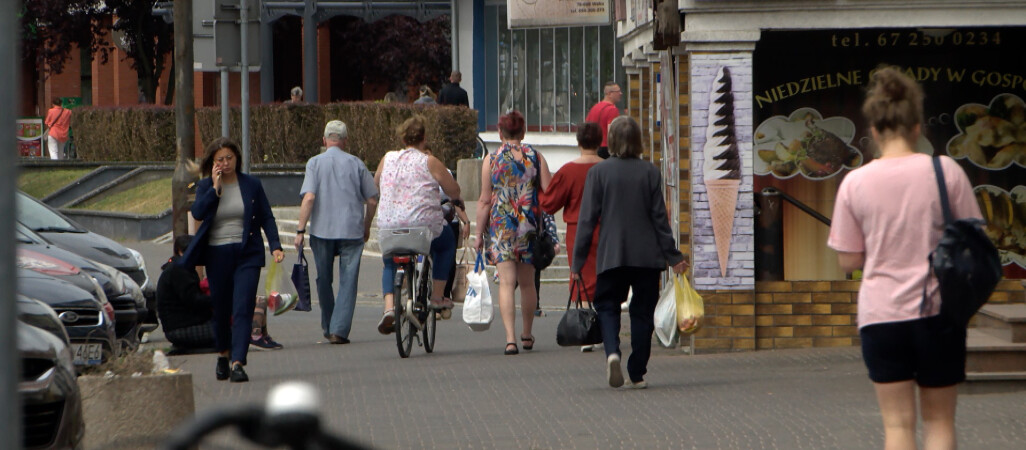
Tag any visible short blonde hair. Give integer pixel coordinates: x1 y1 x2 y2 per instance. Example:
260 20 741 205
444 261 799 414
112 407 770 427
607 116 642 158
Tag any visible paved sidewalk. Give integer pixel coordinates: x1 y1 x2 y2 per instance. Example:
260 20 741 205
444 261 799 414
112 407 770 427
129 242 1026 449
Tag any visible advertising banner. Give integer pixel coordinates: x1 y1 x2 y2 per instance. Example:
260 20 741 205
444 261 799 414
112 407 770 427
17 117 44 158
508 0 611 29
753 28 1026 276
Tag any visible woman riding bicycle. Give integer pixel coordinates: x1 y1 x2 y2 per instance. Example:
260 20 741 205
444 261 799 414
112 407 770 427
374 115 463 334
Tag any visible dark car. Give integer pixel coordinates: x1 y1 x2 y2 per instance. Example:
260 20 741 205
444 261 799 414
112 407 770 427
17 191 157 333
18 269 118 367
17 296 71 345
18 321 85 449
18 224 146 350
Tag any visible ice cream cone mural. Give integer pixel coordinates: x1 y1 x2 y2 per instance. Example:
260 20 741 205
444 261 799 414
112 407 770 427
703 67 741 277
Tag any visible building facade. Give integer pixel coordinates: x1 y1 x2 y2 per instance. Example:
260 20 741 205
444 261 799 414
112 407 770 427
615 0 1026 353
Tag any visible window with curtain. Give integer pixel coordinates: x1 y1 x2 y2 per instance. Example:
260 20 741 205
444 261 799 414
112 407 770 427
484 4 625 132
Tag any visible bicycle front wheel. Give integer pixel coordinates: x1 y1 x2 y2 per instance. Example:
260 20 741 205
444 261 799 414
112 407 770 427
394 267 414 358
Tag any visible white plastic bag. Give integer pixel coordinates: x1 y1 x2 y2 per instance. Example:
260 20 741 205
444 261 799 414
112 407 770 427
654 277 678 348
462 251 493 331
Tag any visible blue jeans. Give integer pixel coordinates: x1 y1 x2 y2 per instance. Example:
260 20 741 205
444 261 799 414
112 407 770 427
594 267 661 383
381 225 456 296
310 236 364 338
206 244 261 365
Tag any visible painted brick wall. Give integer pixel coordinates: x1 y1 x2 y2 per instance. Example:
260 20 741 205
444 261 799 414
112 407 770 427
690 53 755 291
691 279 1025 353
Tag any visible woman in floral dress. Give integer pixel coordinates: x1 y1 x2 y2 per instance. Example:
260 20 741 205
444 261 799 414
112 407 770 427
475 110 552 355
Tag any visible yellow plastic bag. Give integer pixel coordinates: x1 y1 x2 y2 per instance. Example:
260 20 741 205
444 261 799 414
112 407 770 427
674 274 704 335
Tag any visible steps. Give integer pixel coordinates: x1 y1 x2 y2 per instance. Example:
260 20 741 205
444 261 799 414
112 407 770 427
964 303 1026 392
271 205 575 284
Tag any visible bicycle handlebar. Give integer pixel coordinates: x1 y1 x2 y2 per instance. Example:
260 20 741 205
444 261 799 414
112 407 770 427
161 382 367 450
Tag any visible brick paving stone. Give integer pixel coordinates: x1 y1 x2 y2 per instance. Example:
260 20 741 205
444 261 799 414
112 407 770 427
125 243 1026 449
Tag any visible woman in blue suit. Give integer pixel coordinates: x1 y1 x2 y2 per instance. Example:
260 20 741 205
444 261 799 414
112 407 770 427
181 137 284 382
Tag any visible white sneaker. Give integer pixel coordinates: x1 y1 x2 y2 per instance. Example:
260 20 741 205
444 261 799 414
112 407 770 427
377 309 395 335
606 354 624 388
626 380 647 389
581 345 595 353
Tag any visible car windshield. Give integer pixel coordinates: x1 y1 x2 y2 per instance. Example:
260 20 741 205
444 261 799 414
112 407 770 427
16 193 81 232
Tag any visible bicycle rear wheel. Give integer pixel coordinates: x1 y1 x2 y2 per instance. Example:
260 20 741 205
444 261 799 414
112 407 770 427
420 258 436 353
394 266 414 358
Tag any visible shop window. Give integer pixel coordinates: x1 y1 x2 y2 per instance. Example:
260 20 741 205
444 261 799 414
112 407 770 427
484 4 624 132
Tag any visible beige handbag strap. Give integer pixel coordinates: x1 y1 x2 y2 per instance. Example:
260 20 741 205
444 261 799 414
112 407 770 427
457 238 470 264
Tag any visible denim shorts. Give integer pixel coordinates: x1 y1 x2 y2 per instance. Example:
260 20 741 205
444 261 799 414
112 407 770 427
859 314 967 387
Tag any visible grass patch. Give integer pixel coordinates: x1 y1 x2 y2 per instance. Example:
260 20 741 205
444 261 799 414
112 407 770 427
73 177 172 215
18 168 93 198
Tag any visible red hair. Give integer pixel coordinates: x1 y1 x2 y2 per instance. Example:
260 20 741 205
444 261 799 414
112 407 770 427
498 110 525 139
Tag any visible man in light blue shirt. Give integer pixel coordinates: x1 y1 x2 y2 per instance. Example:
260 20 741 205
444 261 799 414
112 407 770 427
294 120 379 344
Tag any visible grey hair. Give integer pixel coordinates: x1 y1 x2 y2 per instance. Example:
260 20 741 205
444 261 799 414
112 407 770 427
290 86 303 97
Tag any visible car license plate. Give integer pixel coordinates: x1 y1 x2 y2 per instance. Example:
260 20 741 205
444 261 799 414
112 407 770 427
72 343 102 365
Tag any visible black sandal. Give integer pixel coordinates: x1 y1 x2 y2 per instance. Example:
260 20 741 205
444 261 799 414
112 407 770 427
520 335 535 351
504 342 519 355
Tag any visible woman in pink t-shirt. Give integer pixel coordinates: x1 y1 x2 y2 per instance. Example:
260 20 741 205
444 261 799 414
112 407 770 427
828 67 981 449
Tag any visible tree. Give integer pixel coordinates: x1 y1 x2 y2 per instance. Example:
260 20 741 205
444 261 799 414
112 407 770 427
105 0 174 104
20 0 109 76
21 1 174 105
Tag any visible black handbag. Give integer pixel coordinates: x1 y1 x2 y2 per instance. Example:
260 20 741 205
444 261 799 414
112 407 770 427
923 157 1002 328
529 149 556 270
556 281 603 346
291 250 312 312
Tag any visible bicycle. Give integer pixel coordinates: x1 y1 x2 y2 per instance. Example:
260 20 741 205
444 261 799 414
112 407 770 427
390 251 436 358
161 381 366 450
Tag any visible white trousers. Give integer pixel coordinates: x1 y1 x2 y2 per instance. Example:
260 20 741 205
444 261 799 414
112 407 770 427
47 135 66 160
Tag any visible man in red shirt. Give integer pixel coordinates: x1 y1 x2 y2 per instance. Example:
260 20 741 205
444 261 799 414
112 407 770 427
585 82 623 159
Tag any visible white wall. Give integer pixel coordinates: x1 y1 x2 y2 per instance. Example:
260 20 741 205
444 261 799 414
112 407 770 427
479 132 580 173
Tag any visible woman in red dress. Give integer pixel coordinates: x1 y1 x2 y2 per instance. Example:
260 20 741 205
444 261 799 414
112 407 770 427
540 122 603 350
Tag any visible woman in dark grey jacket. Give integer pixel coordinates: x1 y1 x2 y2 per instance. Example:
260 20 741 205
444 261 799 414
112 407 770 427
572 116 688 389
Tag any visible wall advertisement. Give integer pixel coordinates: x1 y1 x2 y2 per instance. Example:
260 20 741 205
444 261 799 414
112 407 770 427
753 27 1026 278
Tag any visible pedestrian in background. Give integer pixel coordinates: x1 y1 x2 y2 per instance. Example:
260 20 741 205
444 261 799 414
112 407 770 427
585 82 623 159
181 137 285 383
373 116 462 333
295 120 379 344
540 121 604 351
44 97 72 160
288 86 304 104
573 116 687 389
828 67 980 449
414 85 437 105
438 70 469 107
475 110 552 355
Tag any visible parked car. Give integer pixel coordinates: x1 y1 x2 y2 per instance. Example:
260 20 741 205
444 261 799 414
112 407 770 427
17 296 70 345
18 321 85 450
17 268 117 367
18 223 146 350
17 190 157 333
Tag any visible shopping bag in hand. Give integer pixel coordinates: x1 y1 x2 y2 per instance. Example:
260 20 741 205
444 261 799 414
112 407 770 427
462 251 493 331
265 258 298 315
289 250 312 312
654 278 678 347
675 274 704 335
556 280 602 346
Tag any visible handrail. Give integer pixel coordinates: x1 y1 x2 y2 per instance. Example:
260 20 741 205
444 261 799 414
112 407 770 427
761 187 831 227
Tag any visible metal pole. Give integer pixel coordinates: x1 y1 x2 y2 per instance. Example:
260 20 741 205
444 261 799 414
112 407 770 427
450 0 458 70
303 0 318 103
0 0 21 444
241 0 251 173
221 68 230 136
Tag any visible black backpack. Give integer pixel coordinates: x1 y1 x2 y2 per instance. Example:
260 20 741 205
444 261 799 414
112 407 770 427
923 157 1002 328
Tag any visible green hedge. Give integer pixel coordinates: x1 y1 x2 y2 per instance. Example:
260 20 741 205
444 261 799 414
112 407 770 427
72 106 177 161
71 103 478 169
